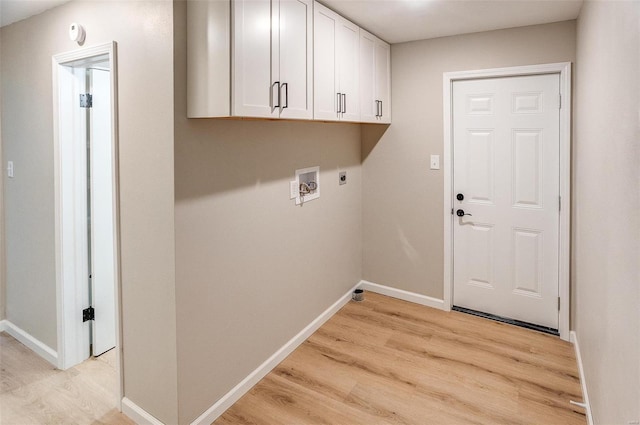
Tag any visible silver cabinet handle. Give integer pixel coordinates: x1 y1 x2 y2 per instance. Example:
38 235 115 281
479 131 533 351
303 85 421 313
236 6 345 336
282 83 288 109
342 93 346 114
379 100 383 118
336 92 341 114
375 100 380 117
273 81 281 108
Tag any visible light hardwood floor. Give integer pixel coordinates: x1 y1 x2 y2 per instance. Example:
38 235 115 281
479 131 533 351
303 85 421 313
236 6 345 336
216 292 586 425
0 332 133 425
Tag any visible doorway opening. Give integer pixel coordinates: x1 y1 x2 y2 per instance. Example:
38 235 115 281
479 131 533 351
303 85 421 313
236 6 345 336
53 42 122 407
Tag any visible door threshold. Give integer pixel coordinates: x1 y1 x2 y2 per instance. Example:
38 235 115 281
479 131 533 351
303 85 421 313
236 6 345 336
452 306 559 336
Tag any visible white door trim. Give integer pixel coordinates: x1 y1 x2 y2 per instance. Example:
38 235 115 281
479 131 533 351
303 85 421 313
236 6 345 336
52 41 123 408
442 62 571 341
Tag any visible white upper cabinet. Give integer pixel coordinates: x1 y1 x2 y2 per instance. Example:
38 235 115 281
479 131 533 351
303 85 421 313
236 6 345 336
278 0 313 119
313 3 338 121
359 29 391 124
233 0 276 118
188 0 312 119
188 0 390 123
313 2 360 122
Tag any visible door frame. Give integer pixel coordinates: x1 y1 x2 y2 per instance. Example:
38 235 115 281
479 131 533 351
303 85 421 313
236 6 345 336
52 42 123 405
442 62 571 341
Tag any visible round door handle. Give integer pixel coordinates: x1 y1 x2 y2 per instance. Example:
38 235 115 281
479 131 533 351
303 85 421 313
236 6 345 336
456 209 472 217
456 193 464 201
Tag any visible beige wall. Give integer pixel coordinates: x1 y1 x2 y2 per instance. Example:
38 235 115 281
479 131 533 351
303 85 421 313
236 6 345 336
0 110 4 321
362 21 576 299
0 1 179 423
173 2 362 422
574 1 640 423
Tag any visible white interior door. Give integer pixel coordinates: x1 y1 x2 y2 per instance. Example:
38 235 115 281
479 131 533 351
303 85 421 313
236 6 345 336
90 68 116 356
452 74 560 330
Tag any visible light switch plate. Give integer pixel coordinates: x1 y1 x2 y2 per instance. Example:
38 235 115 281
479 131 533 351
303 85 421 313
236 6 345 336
7 161 14 178
430 155 440 170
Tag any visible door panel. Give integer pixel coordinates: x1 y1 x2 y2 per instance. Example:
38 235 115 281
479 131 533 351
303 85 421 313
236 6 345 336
233 0 276 117
278 0 312 119
453 74 560 329
90 69 116 356
336 18 359 121
313 3 339 121
374 40 390 123
359 30 376 123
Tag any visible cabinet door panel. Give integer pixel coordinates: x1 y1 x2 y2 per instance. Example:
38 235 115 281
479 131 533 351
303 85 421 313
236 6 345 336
337 18 360 122
233 0 277 117
359 29 377 123
314 3 340 121
279 0 313 119
375 40 391 123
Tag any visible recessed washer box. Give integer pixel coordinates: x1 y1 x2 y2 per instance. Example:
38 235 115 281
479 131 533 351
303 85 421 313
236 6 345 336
295 166 319 205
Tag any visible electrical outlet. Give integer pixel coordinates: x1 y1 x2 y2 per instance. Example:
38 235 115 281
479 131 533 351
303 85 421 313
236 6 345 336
339 171 347 185
7 161 14 178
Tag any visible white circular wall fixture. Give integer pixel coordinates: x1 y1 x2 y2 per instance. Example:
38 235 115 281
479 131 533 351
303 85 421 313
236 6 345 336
68 23 85 44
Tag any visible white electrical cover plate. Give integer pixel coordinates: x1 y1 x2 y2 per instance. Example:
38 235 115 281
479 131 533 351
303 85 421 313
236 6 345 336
430 155 440 170
290 181 297 199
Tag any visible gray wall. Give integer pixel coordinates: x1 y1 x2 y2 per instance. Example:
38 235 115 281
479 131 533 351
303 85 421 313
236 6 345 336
362 21 576 300
574 1 640 423
1 112 4 321
173 2 362 423
0 1 179 423
0 107 6 320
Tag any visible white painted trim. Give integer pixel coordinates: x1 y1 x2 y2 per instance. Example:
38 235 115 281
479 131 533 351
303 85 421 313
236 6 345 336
121 397 165 425
442 62 572 341
570 331 594 425
52 42 123 409
358 280 445 310
190 282 361 425
2 320 58 367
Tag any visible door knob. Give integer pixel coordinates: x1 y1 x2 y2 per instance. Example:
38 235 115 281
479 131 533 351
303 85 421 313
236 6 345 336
456 193 464 201
456 209 472 217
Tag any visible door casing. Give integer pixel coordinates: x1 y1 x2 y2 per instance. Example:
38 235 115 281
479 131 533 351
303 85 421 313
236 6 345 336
442 62 571 341
52 42 122 406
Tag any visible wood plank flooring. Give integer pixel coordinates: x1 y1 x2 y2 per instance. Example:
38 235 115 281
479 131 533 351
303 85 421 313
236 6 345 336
215 292 586 425
0 332 133 425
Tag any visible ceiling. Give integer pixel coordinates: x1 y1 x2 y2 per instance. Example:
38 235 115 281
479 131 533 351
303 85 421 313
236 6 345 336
1 0 583 43
321 0 583 43
0 0 71 27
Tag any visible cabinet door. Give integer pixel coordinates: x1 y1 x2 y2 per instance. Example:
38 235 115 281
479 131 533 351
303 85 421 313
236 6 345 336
359 29 377 123
313 2 340 121
278 0 313 120
336 17 360 122
233 0 278 118
375 39 391 123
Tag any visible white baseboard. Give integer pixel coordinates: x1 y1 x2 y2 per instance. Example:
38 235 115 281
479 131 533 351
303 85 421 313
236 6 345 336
358 280 445 310
2 320 58 367
570 331 594 425
190 282 361 425
122 397 164 425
